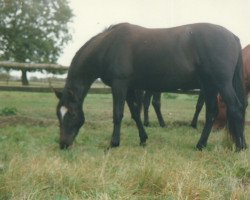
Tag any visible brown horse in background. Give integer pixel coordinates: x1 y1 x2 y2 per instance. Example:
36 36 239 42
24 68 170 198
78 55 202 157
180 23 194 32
213 45 250 129
140 91 166 127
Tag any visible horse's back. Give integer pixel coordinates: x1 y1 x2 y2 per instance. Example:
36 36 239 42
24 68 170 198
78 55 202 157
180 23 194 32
83 23 242 91
109 23 241 68
108 23 240 90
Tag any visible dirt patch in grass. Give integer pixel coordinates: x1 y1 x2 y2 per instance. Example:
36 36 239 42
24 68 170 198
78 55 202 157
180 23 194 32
0 116 57 127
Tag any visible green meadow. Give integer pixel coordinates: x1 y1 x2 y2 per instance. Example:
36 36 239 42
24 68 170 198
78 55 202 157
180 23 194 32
0 91 249 199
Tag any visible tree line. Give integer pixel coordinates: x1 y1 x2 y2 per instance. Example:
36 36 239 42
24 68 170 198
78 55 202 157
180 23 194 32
0 0 74 85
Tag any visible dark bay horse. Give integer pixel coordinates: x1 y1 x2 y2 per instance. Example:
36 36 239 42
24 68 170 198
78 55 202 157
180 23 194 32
55 23 246 151
191 45 250 129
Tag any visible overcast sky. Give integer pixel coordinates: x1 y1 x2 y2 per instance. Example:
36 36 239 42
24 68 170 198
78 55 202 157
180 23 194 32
58 0 250 66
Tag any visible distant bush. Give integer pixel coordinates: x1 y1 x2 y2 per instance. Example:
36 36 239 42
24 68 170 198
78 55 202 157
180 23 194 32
0 73 10 81
0 107 17 116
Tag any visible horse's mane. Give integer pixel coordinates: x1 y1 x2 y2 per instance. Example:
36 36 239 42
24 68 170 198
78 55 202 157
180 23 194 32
84 23 124 49
72 23 127 62
102 24 114 32
71 31 105 62
79 32 104 51
103 22 129 32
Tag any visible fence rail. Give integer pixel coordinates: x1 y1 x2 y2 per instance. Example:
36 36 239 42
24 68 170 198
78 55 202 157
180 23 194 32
0 85 112 94
0 61 200 95
0 61 68 71
0 85 199 95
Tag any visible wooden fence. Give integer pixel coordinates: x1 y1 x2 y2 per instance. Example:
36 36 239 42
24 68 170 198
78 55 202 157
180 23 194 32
0 61 199 94
0 61 67 92
0 61 68 71
0 85 111 94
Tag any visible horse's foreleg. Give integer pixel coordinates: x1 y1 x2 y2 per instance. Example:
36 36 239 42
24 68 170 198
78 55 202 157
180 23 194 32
109 80 127 148
143 91 152 126
127 90 148 145
196 90 217 150
191 91 205 128
152 92 166 127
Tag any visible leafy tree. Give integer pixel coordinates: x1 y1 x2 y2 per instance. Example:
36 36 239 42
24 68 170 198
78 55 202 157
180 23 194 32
0 0 73 85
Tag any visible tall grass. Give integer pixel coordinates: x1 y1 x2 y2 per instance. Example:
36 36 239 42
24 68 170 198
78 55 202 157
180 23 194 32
0 91 249 199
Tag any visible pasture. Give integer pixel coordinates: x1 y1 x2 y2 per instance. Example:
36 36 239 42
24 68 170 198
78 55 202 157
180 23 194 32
0 91 249 199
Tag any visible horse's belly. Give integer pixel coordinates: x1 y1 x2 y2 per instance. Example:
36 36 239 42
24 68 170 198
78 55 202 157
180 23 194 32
132 72 198 91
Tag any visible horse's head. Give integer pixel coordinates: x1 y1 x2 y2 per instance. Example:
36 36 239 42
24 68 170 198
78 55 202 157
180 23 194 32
55 90 85 149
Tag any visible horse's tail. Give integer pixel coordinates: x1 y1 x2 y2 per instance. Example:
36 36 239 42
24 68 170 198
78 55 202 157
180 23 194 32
233 39 245 118
228 37 246 148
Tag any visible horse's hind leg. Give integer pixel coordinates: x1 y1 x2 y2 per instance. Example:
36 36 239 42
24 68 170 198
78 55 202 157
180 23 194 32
135 90 143 113
110 80 127 148
219 86 246 151
127 90 148 145
196 88 218 150
143 91 152 126
191 90 205 128
152 92 166 127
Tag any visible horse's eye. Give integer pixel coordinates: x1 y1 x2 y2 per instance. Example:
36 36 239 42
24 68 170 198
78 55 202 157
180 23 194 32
68 106 74 114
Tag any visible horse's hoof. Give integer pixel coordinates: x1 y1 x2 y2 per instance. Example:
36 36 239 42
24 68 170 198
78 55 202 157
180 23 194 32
235 138 248 152
109 141 120 149
140 141 147 147
235 144 247 152
160 123 167 128
196 143 206 151
190 123 197 129
108 140 120 149
235 146 244 152
106 145 118 152
104 147 109 154
139 135 148 147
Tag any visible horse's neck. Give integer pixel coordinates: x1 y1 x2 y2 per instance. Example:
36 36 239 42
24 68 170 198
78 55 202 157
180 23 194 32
66 46 99 101
65 78 93 102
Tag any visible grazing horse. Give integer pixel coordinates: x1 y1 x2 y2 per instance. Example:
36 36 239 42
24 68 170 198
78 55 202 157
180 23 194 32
55 23 246 151
191 45 250 129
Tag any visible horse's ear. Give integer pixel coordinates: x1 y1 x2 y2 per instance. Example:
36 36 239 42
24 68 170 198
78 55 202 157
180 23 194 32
54 90 63 99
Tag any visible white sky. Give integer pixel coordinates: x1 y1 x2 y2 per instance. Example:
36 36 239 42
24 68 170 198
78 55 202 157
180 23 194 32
58 0 250 66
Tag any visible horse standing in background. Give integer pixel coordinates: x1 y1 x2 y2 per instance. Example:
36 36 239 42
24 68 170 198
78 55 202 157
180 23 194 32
55 23 246 151
191 45 250 129
141 91 166 127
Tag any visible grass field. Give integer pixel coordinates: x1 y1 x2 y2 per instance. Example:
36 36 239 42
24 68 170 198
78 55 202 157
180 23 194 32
0 91 249 199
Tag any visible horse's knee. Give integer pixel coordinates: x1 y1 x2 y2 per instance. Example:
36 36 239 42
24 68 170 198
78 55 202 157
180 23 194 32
113 113 123 124
152 99 160 109
131 112 140 121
